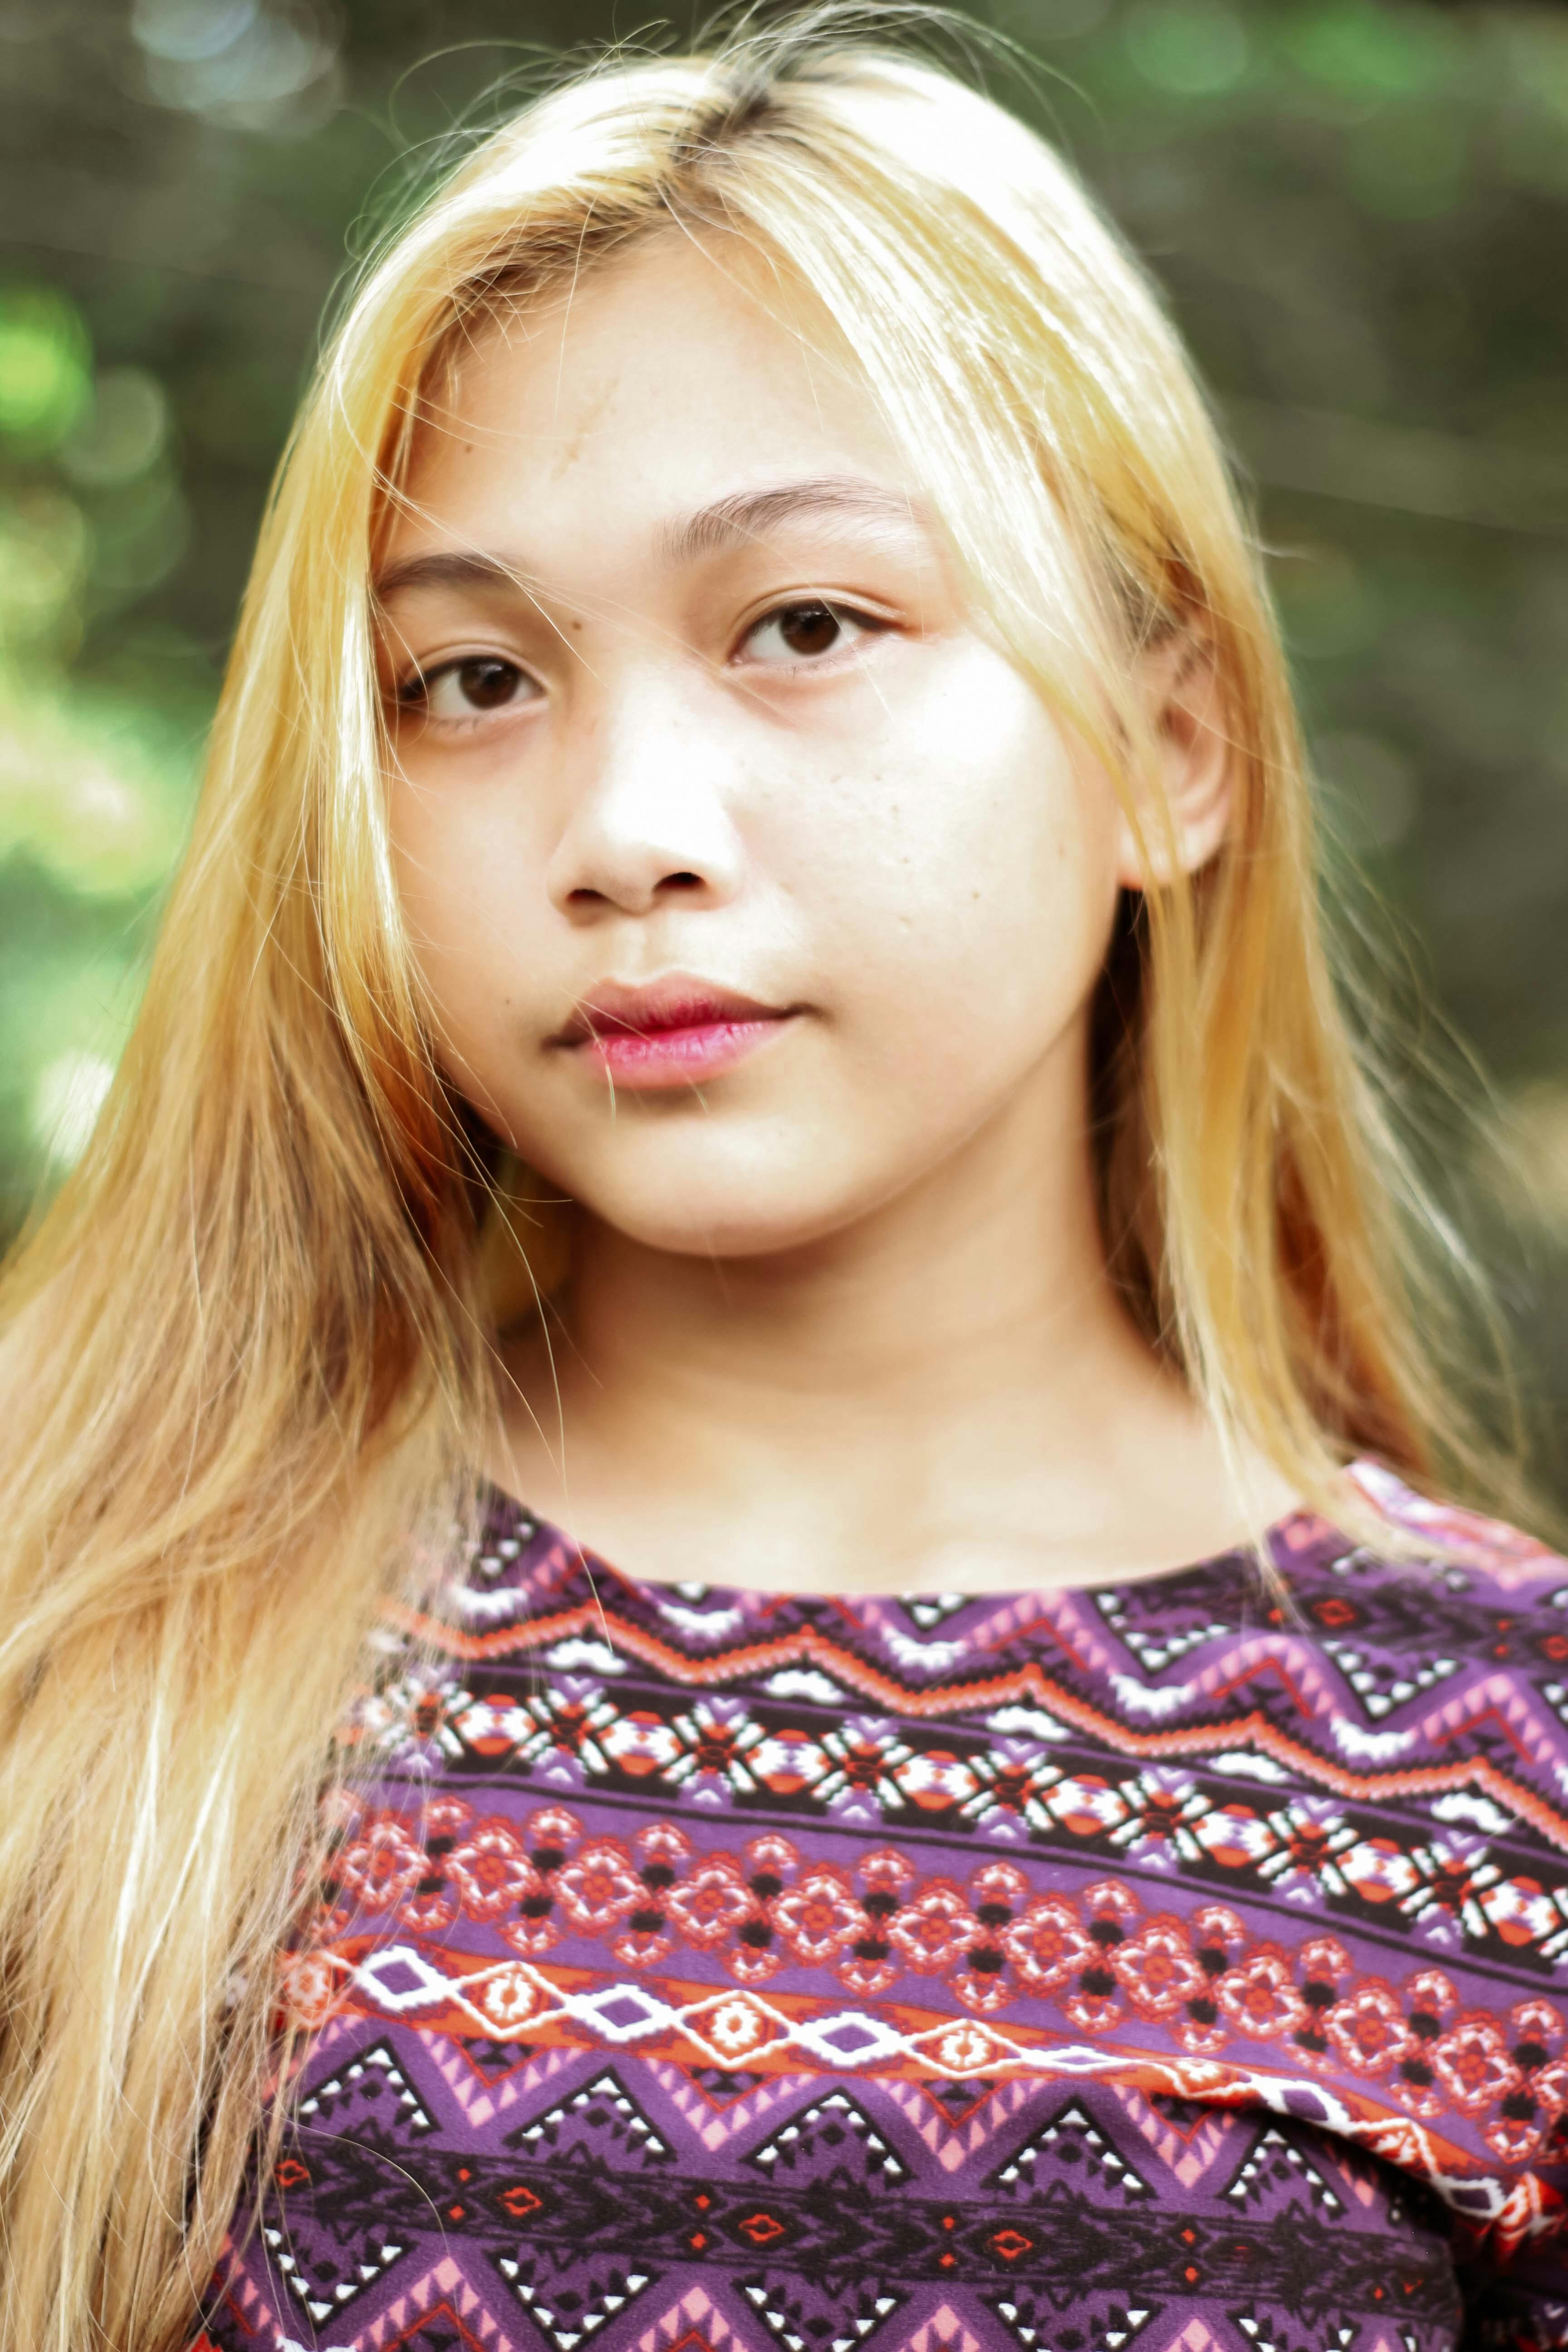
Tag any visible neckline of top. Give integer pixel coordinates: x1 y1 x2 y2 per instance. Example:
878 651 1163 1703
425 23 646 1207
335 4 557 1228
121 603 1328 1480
467 1467 1383 1613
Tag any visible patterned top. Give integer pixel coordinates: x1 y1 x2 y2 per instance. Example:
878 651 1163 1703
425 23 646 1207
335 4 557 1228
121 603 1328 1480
196 1461 1568 2352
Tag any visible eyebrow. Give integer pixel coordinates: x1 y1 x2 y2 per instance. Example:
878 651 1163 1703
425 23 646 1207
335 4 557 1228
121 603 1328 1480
373 548 534 602
372 475 926 603
657 475 924 565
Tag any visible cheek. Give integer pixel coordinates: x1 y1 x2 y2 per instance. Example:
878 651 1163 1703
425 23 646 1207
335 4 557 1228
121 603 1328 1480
385 771 536 1081
774 651 1121 1074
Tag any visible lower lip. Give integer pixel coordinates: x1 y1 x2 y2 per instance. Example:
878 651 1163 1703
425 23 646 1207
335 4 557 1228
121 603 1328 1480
573 1016 794 1089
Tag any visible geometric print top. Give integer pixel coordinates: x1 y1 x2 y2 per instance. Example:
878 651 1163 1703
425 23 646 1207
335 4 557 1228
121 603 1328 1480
195 1460 1568 2352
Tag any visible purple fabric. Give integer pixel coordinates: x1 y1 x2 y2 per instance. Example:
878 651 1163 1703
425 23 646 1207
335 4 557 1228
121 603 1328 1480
196 1463 1568 2352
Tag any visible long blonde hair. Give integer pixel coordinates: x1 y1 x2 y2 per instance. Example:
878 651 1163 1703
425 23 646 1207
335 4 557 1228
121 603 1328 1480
0 10 1526 2344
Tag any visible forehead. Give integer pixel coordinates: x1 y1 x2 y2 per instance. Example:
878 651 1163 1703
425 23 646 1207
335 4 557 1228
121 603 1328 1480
387 232 916 573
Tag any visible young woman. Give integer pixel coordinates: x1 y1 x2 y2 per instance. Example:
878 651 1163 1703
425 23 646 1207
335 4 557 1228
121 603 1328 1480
1 12 1564 2349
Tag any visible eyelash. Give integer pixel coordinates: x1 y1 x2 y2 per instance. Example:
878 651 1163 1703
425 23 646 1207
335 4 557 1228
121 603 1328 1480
393 598 892 730
394 658 534 731
735 598 889 669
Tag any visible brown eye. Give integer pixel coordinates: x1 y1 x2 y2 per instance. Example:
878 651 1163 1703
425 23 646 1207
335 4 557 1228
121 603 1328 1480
778 603 840 656
743 601 878 666
406 656 539 723
453 658 524 709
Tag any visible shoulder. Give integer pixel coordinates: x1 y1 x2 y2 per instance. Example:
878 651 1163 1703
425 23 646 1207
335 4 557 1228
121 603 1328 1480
1340 1458 1568 1593
1268 1460 1568 1696
1263 1462 1568 1833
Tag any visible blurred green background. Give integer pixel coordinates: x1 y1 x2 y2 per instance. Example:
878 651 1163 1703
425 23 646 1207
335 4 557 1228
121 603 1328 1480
2 0 1566 1490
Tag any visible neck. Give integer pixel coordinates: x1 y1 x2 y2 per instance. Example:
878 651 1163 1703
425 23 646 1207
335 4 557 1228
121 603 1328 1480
492 1033 1282 1594
567 1080 1143 1435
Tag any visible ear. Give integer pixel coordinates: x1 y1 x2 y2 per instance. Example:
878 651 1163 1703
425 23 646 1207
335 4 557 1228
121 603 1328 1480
1112 633 1234 891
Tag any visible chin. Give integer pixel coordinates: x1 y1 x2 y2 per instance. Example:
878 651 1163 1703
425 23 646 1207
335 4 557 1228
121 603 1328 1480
578 1161 876 1262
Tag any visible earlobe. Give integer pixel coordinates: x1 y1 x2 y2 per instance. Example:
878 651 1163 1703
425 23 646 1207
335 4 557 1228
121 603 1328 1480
1113 637 1234 891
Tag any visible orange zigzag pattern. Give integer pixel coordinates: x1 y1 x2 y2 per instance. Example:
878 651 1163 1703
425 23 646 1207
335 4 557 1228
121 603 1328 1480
383 1595 1568 1857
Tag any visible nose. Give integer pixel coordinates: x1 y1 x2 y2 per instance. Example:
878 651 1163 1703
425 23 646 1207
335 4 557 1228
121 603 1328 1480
545 667 745 921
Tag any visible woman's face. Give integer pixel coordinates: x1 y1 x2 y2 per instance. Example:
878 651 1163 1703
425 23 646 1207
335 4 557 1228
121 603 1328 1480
380 233 1133 1257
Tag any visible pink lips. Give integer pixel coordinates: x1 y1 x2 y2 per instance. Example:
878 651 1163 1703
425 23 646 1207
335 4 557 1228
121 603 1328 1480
551 976 798 1089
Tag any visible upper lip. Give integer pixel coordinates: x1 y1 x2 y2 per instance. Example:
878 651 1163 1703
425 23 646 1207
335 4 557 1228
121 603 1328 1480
551 975 795 1046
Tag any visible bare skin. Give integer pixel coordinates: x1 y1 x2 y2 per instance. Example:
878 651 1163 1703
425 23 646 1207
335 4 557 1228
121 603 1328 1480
379 232 1297 1597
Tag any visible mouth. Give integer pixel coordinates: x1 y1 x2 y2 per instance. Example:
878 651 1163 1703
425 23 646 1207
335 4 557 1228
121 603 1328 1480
549 975 802 1090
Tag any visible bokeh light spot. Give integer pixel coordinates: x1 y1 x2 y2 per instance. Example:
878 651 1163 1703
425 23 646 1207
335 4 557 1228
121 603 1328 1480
131 0 258 63
0 491 90 652
1124 1 1249 95
136 1 341 132
0 681 196 896
1280 2 1463 101
0 286 91 449
63 369 169 490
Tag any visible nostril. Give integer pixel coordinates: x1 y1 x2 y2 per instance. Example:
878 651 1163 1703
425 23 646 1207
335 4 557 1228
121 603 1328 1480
659 872 704 892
